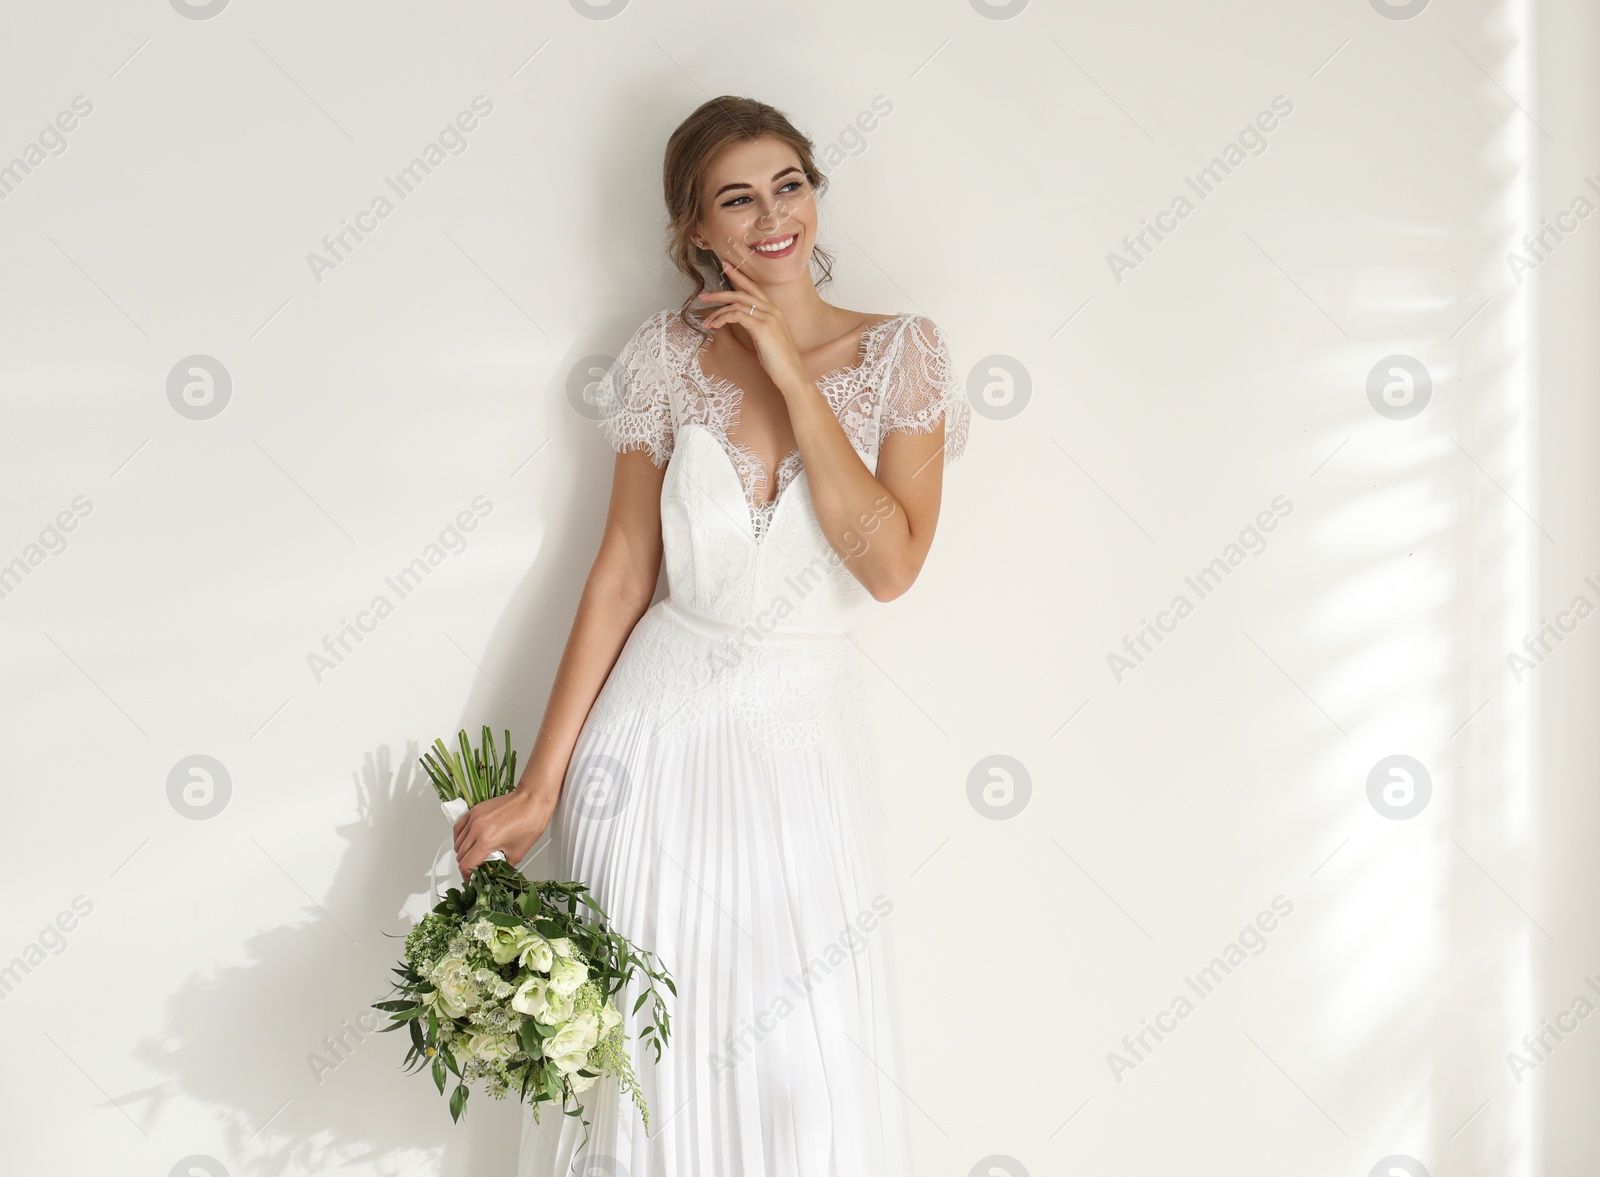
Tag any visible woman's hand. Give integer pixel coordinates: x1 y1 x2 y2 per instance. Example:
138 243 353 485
696 260 810 396
452 786 559 880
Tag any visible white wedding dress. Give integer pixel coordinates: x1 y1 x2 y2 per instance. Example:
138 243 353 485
517 307 969 1176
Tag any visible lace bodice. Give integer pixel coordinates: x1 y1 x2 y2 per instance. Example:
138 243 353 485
585 306 968 637
591 308 970 541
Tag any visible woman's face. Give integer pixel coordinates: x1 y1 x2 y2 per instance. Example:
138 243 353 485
693 134 817 285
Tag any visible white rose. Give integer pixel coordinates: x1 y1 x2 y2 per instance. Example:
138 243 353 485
467 1031 516 1063
545 989 576 1024
544 1022 592 1074
569 1071 598 1093
487 923 530 965
548 956 589 996
547 937 576 960
572 1011 601 1051
511 975 553 1019
517 935 555 974
599 1002 622 1037
429 956 478 1018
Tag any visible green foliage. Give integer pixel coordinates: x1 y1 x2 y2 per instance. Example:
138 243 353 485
419 725 519 806
375 738 676 1168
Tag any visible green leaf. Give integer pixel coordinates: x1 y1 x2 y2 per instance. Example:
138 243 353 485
520 1018 541 1055
373 999 418 1012
409 1018 425 1054
431 1053 446 1094
449 1082 469 1122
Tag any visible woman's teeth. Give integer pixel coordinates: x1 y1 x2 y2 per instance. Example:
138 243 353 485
753 235 797 253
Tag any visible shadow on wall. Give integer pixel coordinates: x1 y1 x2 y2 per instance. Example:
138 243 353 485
130 365 640 1171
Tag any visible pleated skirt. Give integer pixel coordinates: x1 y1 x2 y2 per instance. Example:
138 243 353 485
516 602 915 1177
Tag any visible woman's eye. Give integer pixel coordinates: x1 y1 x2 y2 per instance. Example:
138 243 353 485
722 195 750 207
779 180 803 193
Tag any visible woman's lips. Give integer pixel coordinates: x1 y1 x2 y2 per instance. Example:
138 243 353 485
748 233 798 259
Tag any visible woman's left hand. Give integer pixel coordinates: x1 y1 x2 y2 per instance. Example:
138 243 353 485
697 260 810 396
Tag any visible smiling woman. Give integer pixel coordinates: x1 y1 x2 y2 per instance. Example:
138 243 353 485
442 94 969 1176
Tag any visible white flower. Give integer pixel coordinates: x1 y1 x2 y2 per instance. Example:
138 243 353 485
428 956 478 1018
518 935 555 974
572 1011 601 1051
487 923 530 965
547 937 576 960
512 976 576 1025
599 1002 622 1037
545 1021 594 1074
570 1071 598 1093
466 1031 516 1063
548 955 589 996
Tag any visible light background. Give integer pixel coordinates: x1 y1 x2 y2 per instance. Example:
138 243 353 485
1 1 1596 1175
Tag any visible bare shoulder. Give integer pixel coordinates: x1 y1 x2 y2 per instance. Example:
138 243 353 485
846 309 908 332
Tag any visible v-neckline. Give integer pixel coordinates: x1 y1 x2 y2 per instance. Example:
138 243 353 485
687 312 905 522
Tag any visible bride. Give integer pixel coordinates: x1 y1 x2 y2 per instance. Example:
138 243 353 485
451 94 970 1175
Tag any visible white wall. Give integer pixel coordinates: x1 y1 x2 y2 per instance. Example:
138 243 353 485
1 1 1595 1174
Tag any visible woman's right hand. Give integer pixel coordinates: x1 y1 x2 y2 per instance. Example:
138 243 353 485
453 785 560 879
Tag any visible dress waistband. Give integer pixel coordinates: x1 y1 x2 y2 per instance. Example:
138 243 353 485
659 598 850 645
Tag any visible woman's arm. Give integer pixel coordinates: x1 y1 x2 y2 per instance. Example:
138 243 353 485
453 448 666 874
785 379 946 602
699 263 949 602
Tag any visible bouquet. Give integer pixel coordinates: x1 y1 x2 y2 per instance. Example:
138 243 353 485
374 726 674 1149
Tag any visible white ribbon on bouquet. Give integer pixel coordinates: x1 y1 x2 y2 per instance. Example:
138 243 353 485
440 796 507 864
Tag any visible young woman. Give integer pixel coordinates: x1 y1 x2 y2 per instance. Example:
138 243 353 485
452 95 969 1175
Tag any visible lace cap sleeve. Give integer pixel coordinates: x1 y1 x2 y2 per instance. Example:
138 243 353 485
880 316 970 465
591 310 675 466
